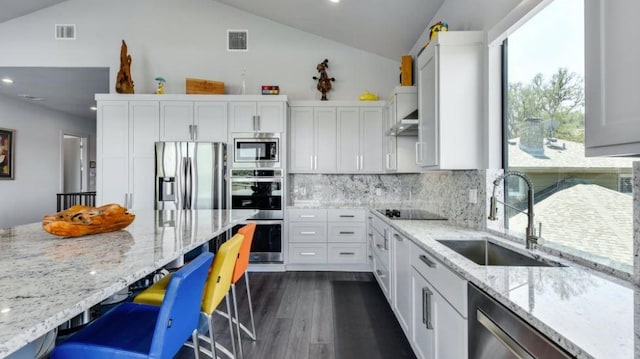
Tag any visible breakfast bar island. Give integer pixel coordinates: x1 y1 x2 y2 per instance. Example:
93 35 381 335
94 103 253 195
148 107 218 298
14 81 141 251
0 209 257 358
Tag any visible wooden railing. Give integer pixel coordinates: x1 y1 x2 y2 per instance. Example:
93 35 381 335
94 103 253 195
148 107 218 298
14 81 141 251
56 192 96 211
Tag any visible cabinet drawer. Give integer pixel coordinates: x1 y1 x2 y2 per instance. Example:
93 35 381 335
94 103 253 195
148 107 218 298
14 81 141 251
328 243 366 264
327 209 365 222
288 209 327 222
411 241 467 317
289 223 327 243
371 228 390 269
368 212 388 237
288 244 328 264
328 223 365 243
373 251 390 300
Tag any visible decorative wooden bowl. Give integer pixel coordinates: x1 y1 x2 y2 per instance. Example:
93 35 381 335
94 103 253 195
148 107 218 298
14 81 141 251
42 204 135 238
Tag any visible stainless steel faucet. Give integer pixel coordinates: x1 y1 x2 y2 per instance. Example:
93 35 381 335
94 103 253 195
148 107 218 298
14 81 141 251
488 171 539 249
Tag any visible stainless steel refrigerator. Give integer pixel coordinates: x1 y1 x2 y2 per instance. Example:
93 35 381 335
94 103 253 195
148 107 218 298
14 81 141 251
155 142 226 210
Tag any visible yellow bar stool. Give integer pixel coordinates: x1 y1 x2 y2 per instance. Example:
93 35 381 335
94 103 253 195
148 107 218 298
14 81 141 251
134 233 245 358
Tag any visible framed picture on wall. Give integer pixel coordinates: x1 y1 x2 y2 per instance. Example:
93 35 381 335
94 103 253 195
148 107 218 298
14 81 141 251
0 128 15 180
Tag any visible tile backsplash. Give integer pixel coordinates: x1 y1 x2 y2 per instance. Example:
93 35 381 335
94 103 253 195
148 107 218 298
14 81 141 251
288 170 488 229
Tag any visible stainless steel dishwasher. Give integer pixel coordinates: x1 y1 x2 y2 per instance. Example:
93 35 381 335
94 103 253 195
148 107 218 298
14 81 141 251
468 283 574 358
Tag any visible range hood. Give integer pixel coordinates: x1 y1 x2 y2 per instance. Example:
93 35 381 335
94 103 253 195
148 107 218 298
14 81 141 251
385 109 418 136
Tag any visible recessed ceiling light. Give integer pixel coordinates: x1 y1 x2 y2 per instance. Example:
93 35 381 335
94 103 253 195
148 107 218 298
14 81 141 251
19 94 43 101
1 308 10 314
1 78 13 84
329 0 340 3
90 106 97 111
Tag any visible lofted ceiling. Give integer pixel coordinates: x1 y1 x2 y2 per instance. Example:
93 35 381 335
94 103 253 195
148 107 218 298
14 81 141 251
0 0 443 120
0 0 68 23
216 0 444 60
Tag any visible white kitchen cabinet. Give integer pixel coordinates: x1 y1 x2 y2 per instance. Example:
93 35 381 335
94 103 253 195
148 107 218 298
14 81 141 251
288 209 328 265
369 212 392 301
336 107 383 173
416 31 484 169
289 106 336 173
97 100 159 210
385 86 421 173
391 228 412 335
410 241 467 359
229 101 285 133
287 208 367 269
411 268 467 359
159 101 227 142
585 0 640 156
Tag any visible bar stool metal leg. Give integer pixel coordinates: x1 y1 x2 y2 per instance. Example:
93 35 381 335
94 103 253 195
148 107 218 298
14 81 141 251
244 273 257 340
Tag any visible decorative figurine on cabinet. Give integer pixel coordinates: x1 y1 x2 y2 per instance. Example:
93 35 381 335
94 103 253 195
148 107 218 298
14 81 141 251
115 40 135 94
154 77 166 94
312 59 335 101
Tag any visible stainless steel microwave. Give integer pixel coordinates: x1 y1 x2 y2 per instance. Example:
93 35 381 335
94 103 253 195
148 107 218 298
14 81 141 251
232 133 280 168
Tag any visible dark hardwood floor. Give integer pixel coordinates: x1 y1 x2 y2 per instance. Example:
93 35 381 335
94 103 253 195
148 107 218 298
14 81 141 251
175 271 400 359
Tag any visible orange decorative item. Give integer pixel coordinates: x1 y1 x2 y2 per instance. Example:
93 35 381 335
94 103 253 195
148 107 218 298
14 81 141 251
42 204 135 237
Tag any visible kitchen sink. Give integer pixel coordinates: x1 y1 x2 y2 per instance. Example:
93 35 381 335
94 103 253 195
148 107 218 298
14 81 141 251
436 239 565 267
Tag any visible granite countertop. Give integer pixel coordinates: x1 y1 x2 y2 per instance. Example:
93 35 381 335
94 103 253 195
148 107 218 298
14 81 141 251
0 209 257 358
368 210 635 359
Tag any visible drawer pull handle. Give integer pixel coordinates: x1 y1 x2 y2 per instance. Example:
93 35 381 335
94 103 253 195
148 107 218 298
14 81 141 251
300 231 316 235
339 252 355 255
368 255 373 259
419 255 437 268
422 287 434 329
300 252 317 256
393 233 402 241
339 231 355 235
376 244 385 249
368 233 373 237
376 269 386 278
339 215 355 218
300 215 316 218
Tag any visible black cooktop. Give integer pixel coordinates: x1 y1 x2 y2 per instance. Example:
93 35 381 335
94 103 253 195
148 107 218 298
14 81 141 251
376 208 447 220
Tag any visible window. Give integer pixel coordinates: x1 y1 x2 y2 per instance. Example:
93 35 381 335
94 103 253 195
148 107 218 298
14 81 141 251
504 0 634 272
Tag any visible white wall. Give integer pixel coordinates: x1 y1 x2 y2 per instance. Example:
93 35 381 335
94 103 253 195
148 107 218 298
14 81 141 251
0 0 399 100
0 95 95 227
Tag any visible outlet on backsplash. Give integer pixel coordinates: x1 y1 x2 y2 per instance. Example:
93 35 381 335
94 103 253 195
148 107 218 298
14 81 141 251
468 188 477 204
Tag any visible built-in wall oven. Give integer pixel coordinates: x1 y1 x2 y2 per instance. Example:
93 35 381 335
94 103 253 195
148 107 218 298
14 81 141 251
230 169 283 263
232 133 280 168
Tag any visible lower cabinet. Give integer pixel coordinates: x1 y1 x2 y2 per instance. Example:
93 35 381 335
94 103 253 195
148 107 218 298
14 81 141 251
287 208 367 269
368 210 468 359
409 242 468 359
392 229 412 335
411 267 467 359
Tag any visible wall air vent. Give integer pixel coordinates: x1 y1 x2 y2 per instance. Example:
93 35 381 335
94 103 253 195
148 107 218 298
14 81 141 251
55 24 76 40
227 30 248 51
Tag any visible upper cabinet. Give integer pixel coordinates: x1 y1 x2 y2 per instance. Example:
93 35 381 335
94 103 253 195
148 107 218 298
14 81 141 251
416 31 485 169
337 107 384 173
229 101 285 133
585 0 640 156
289 106 337 173
385 86 421 173
289 101 385 174
159 101 227 142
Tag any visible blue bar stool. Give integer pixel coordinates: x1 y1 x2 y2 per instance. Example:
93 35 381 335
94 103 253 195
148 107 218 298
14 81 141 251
50 252 214 359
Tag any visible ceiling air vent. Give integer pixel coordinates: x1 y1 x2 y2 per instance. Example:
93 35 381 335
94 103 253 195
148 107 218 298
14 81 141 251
55 24 76 40
227 30 248 51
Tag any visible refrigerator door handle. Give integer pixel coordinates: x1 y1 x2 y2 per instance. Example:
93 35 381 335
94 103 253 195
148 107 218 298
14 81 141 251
186 157 193 209
180 157 188 209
